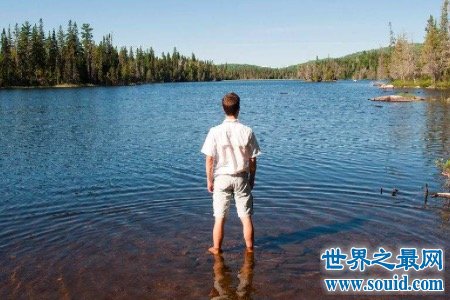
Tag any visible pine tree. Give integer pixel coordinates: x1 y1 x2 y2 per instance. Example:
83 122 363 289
440 0 450 79
30 19 47 84
388 22 396 48
0 29 14 86
17 21 31 84
118 46 130 84
376 50 389 79
421 16 443 84
128 47 136 82
56 25 65 84
46 30 58 84
63 20 83 83
81 23 94 82
389 34 416 81
146 47 156 82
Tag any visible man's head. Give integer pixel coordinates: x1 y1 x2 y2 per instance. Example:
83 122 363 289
222 92 240 117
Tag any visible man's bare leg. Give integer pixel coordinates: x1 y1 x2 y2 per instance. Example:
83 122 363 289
209 217 225 255
240 216 254 252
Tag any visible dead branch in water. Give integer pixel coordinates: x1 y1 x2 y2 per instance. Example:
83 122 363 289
432 193 450 199
424 184 450 204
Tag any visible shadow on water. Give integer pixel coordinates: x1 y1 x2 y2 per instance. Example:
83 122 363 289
254 218 366 252
209 251 255 300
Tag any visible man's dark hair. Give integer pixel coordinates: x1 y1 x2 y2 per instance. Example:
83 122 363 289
222 92 240 116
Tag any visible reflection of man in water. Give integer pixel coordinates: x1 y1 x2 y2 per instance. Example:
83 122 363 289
209 251 255 299
201 92 261 255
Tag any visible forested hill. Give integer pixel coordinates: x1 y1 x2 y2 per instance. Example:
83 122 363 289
220 48 398 81
219 50 389 81
217 64 295 80
295 47 390 81
295 45 424 82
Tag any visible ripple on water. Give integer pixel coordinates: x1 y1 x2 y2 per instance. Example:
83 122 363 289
0 81 449 298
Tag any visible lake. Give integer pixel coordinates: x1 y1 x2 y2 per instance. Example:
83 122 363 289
0 80 449 299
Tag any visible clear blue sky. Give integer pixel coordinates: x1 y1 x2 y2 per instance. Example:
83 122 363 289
0 0 444 67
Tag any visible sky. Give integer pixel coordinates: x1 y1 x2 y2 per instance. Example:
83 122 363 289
0 0 444 67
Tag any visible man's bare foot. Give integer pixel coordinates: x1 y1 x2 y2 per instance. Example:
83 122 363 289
246 247 254 253
208 247 222 255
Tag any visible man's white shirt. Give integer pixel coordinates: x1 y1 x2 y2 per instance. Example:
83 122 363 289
201 119 261 176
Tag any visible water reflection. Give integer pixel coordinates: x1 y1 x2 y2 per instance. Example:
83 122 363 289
441 206 450 222
424 99 450 158
209 251 255 300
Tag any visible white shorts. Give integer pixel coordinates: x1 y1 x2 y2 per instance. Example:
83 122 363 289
213 173 253 218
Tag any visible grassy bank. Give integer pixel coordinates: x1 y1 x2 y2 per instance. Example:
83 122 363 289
54 83 96 88
392 79 450 89
1 83 100 90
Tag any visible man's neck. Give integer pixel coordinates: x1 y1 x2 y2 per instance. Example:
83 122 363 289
225 115 238 121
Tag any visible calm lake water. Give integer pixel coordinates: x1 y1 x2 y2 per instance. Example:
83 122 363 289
0 80 449 299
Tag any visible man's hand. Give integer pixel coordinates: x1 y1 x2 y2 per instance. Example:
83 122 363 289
249 157 257 190
206 155 214 193
207 179 214 193
249 177 255 190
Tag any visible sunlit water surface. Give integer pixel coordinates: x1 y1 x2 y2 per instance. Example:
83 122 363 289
0 81 449 299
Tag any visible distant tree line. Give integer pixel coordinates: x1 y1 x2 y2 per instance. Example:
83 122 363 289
1 0 449 87
298 0 450 86
0 19 224 87
217 64 295 80
297 51 381 82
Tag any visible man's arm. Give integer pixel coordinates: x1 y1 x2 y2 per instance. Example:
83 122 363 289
248 157 257 190
206 155 214 193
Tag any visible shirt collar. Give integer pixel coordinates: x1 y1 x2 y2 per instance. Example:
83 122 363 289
223 118 239 123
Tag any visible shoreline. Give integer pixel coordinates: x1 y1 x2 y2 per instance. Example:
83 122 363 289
391 79 450 90
0 83 98 90
2 79 450 91
0 79 300 90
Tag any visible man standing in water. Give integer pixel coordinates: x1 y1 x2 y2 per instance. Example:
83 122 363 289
201 92 261 254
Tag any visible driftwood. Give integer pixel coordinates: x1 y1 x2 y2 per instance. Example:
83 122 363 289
424 184 450 204
379 84 394 89
432 193 450 199
370 95 425 102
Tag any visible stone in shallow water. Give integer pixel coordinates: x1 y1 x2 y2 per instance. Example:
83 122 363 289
370 95 425 102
